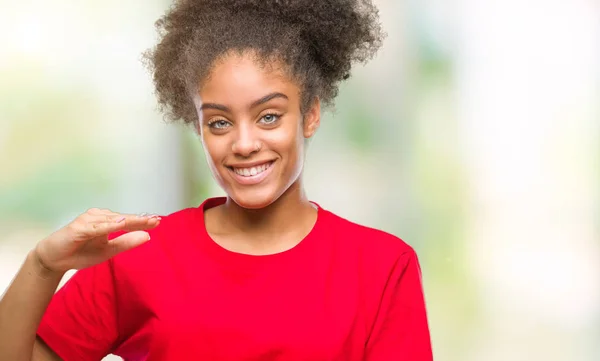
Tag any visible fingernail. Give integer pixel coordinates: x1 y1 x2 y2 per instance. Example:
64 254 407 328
138 212 149 218
116 217 126 223
149 215 161 219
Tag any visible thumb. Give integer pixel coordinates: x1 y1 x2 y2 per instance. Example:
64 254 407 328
107 231 151 256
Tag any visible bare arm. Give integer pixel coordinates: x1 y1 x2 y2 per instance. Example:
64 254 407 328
33 338 63 361
0 250 64 361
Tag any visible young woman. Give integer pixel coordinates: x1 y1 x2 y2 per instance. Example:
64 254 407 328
0 0 432 360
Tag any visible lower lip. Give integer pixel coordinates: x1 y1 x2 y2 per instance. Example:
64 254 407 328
228 161 275 185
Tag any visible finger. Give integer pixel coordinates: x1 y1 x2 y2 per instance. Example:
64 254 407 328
87 212 161 226
85 217 161 238
107 231 151 256
84 209 159 224
118 214 162 232
112 216 161 233
78 210 121 226
87 213 127 224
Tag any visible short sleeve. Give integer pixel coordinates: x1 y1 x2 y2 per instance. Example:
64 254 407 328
365 250 433 361
37 260 119 361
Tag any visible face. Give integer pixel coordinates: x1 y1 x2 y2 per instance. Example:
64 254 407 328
195 52 320 209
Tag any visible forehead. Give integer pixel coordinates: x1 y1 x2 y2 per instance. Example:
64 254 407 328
199 52 300 103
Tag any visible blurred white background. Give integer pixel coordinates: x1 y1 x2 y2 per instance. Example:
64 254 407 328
1 0 598 360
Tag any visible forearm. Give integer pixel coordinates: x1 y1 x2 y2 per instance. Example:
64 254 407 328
0 250 65 361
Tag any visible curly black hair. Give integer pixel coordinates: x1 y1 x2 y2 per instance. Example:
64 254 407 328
144 0 385 124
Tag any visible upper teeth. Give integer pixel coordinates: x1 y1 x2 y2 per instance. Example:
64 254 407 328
234 163 270 177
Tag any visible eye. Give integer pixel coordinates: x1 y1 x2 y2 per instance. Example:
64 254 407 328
208 119 232 129
259 113 281 125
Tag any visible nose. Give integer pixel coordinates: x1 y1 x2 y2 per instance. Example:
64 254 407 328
231 123 261 157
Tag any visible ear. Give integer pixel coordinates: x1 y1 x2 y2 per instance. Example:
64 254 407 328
303 97 321 139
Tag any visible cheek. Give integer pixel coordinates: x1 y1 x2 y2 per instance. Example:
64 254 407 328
265 124 304 168
201 136 227 166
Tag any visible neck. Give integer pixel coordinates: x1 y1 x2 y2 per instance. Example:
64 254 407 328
220 181 315 237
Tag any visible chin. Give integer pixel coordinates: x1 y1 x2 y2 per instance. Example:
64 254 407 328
228 187 280 210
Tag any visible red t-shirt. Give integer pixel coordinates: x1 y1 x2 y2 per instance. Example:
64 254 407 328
37 197 432 361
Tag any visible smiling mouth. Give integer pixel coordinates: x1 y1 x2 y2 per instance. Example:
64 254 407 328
228 161 274 177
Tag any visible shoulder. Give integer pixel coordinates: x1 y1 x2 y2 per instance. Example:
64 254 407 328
110 205 203 266
320 208 423 311
152 206 200 235
321 208 416 264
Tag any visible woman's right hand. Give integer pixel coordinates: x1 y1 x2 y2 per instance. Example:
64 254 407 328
34 208 161 274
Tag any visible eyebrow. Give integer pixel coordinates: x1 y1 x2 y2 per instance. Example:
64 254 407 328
200 92 288 112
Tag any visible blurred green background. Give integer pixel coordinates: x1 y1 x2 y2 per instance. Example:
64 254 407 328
1 0 599 360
